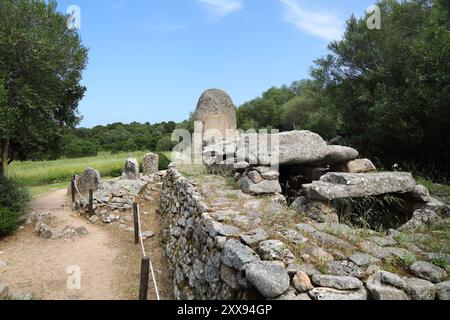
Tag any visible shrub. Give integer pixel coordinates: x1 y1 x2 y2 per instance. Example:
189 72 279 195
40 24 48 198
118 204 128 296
156 152 171 170
0 207 20 236
0 176 30 235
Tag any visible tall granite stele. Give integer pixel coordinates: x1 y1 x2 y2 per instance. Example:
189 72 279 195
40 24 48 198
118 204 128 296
194 89 237 143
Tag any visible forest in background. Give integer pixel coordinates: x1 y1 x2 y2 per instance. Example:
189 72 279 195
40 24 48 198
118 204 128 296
52 0 449 181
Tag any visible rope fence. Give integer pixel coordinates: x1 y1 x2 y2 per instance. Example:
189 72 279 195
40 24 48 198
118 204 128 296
70 176 160 301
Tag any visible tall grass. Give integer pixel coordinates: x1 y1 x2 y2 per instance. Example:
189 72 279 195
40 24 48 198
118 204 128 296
10 151 150 186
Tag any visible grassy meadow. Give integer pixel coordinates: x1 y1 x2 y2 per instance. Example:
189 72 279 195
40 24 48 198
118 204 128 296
10 151 170 189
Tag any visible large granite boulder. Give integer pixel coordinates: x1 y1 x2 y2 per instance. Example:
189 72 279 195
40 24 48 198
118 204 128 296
70 168 101 195
238 176 282 195
194 89 237 139
143 153 159 175
303 172 418 201
122 158 139 180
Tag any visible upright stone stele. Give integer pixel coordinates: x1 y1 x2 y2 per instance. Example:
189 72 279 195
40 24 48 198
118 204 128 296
71 167 101 195
194 89 237 142
122 158 139 180
143 153 159 176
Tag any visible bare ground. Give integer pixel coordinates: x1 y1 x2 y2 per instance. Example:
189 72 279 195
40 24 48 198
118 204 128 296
0 184 173 300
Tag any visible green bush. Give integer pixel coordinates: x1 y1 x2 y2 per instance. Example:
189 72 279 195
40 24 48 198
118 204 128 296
156 152 171 170
0 176 30 235
0 207 20 236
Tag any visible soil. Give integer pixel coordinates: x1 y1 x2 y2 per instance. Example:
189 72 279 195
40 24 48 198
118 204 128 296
0 185 173 300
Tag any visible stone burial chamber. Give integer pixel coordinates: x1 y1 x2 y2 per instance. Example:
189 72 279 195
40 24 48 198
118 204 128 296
201 129 448 232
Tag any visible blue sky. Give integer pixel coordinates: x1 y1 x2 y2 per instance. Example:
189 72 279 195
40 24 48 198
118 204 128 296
56 0 375 127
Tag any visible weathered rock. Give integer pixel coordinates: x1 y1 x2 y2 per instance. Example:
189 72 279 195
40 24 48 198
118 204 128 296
435 281 450 300
257 240 287 261
410 261 448 283
303 172 417 201
276 131 359 166
221 240 260 270
359 241 393 260
349 253 381 267
143 153 159 175
245 261 290 298
122 158 139 180
142 230 155 240
311 275 363 290
240 228 269 246
89 215 99 224
366 272 409 300
37 223 53 239
238 176 282 195
405 278 436 300
398 208 444 231
220 265 240 290
325 260 364 278
309 287 367 300
293 271 314 293
379 271 406 290
194 89 237 138
247 171 263 184
70 168 101 195
369 236 397 247
205 220 241 237
385 247 415 261
8 292 34 300
334 159 376 174
303 244 334 263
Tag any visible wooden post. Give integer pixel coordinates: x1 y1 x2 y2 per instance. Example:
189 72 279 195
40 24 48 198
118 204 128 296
88 189 94 217
71 176 76 204
133 203 139 244
139 257 150 300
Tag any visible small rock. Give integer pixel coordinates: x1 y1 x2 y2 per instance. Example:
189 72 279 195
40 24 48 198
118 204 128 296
385 247 415 261
9 292 34 300
369 236 397 247
38 224 53 239
405 278 436 300
312 275 363 290
76 226 88 235
410 261 448 283
349 252 381 267
142 230 155 240
309 287 367 300
240 228 269 246
89 215 99 224
435 281 450 300
293 271 314 293
379 271 406 290
325 260 363 278
245 261 290 298
258 240 287 261
366 272 409 300
221 240 260 270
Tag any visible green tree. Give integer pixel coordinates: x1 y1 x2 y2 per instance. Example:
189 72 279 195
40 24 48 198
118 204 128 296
312 0 450 176
0 0 88 177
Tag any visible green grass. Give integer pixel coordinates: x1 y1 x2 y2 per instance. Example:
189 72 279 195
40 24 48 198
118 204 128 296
416 177 450 204
10 151 170 187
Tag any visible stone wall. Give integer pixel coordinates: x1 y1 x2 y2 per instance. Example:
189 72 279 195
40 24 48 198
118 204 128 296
158 165 253 299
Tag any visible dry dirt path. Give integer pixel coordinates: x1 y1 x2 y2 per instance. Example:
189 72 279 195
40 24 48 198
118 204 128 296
0 187 173 300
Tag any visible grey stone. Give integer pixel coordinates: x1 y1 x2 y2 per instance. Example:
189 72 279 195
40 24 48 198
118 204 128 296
359 241 393 260
238 176 282 195
309 287 367 301
276 130 359 166
257 240 287 261
405 278 436 300
369 236 397 247
304 172 417 201
379 271 406 290
293 271 314 293
325 260 364 278
142 230 155 240
70 168 101 195
398 208 444 231
349 253 381 267
311 275 363 290
9 292 34 300
435 281 450 300
89 215 99 224
143 153 159 175
220 265 240 290
205 220 241 237
278 229 308 245
221 240 260 270
385 247 415 261
366 273 409 300
245 261 290 298
410 261 448 283
240 228 269 246
38 224 53 239
290 197 309 213
247 171 263 184
303 244 334 263
122 158 139 180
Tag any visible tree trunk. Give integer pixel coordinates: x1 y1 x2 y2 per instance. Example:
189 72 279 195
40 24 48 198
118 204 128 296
1 139 9 178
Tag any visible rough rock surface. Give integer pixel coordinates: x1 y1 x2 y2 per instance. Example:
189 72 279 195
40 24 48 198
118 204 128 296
405 278 436 300
309 287 367 300
410 261 448 283
194 89 237 138
70 168 101 194
122 158 139 180
245 261 290 298
238 176 282 195
143 153 159 175
303 172 418 201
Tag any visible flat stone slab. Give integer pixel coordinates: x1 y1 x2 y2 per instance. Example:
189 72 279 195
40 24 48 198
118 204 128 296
303 172 418 201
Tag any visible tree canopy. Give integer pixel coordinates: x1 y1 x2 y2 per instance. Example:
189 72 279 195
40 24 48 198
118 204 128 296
0 0 88 176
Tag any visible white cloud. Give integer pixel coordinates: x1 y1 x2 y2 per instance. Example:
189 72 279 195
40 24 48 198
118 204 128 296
197 0 244 17
280 0 344 41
